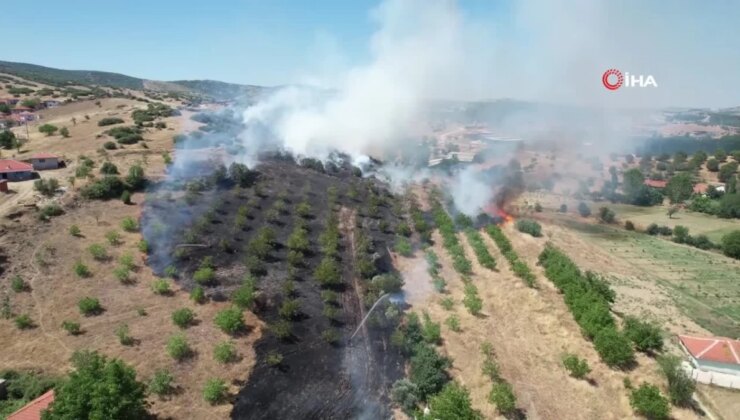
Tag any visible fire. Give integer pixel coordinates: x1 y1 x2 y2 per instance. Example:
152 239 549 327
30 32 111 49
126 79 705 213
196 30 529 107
496 208 515 224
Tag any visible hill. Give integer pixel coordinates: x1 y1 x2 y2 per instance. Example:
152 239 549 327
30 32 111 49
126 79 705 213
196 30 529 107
0 60 269 101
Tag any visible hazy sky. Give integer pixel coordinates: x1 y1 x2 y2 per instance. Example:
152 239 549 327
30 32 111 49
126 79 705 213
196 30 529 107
4 0 739 108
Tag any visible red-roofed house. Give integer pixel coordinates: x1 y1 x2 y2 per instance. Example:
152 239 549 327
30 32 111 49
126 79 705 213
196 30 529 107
644 179 667 188
679 335 740 376
25 153 60 170
0 159 34 181
11 106 33 115
7 390 54 420
693 183 709 194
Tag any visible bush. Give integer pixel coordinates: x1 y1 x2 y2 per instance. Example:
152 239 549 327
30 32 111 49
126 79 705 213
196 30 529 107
120 216 138 232
88 244 108 261
148 369 175 397
78 297 103 316
721 230 740 259
624 316 663 353
11 275 28 293
38 123 58 136
150 279 171 295
214 306 245 335
98 117 124 126
515 219 542 237
190 286 206 304
598 207 616 223
172 308 195 329
270 320 292 340
657 355 695 407
212 341 237 364
231 280 256 309
562 353 591 379
279 298 301 320
115 324 134 345
193 266 216 285
34 178 59 197
578 202 591 217
421 312 442 344
314 257 341 287
38 204 63 221
112 266 131 283
266 351 283 367
445 315 461 332
593 328 635 369
79 176 126 200
391 379 420 413
68 224 81 236
559 204 568 212
99 161 118 175
14 314 34 329
121 190 132 204
485 225 535 287
394 236 413 257
103 141 117 150
322 328 340 344
61 320 82 335
465 229 496 270
202 378 227 405
73 261 91 278
463 283 482 315
428 382 482 420
166 333 192 361
625 220 635 231
630 383 670 420
489 382 517 416
410 344 451 399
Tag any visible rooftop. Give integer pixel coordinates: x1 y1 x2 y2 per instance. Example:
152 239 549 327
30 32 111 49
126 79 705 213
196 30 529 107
7 390 55 420
0 159 34 173
679 335 740 365
644 179 667 188
29 153 59 160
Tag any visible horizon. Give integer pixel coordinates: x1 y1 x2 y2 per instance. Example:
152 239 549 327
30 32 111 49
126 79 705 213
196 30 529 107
4 0 740 108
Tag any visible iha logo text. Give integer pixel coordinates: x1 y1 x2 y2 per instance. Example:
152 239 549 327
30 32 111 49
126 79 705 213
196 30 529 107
602 69 657 90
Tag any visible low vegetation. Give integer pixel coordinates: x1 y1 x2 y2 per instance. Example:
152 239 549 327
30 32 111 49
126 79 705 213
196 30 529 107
485 225 536 287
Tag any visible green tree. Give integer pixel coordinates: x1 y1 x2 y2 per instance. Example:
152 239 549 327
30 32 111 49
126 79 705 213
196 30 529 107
718 162 738 183
59 127 70 138
721 230 740 259
714 149 727 162
577 202 591 217
623 317 663 353
594 329 635 368
410 344 451 400
706 158 719 172
665 173 693 203
657 355 695 407
0 129 17 149
42 351 148 419
390 379 420 413
623 168 645 197
428 382 482 420
629 383 670 420
38 124 59 136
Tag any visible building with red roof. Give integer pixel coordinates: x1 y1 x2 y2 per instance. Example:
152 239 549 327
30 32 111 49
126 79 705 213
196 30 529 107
678 335 740 376
643 179 667 188
7 390 55 420
0 159 34 181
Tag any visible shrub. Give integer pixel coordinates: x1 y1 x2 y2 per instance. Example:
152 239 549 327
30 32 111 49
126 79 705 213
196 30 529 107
593 328 635 369
98 117 124 126
103 141 117 150
391 379 420 413
120 217 138 232
321 290 339 304
100 161 119 175
39 123 58 136
598 207 616 223
11 275 28 293
624 317 663 353
270 320 292 340
166 333 192 361
79 176 126 200
112 266 131 283
465 229 496 270
266 351 283 367
489 382 517 416
657 355 695 407
314 257 341 287
440 297 454 310
115 324 134 345
34 178 59 197
445 315 461 332
625 220 635 231
73 260 91 278
38 203 63 221
172 308 195 329
394 236 413 257
421 312 442 344
193 266 216 285
202 378 227 405
88 244 108 261
629 383 670 420
105 230 122 245
279 298 301 320
190 286 206 304
148 369 175 397
78 297 103 316
410 344 450 399
69 224 81 236
721 230 740 259
213 341 237 364
463 283 482 315
14 314 34 329
231 281 256 309
578 202 591 217
428 382 482 420
61 320 82 335
121 190 132 204
150 279 171 295
562 353 591 379
322 328 341 344
214 306 245 335
515 219 542 237
559 204 568 212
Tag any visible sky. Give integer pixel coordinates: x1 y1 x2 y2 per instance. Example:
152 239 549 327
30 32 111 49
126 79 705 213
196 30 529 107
4 0 740 108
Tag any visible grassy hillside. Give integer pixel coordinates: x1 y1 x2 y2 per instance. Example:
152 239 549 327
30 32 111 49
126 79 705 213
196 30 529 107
0 60 145 89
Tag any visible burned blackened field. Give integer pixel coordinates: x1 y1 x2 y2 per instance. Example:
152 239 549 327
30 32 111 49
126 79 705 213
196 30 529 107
142 156 406 419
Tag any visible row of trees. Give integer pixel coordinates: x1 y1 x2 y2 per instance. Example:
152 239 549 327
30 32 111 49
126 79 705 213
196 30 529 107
431 201 472 275
485 225 536 287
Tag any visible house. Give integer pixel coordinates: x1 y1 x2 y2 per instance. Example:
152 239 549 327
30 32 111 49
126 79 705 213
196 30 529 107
693 183 709 194
0 98 20 105
644 179 667 188
7 390 54 420
17 112 37 123
44 100 61 108
25 153 60 170
0 159 34 181
10 106 34 115
679 334 740 376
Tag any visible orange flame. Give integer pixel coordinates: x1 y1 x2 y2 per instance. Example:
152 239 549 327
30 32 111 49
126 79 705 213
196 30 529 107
496 208 515 224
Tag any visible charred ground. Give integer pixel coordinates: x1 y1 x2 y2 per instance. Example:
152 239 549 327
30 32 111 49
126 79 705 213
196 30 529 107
142 155 406 419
